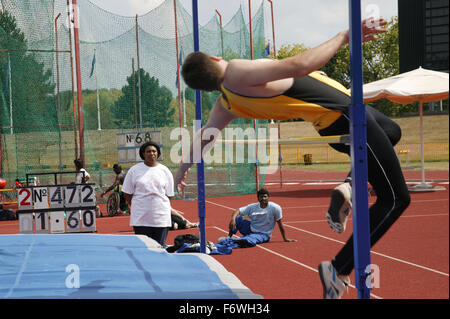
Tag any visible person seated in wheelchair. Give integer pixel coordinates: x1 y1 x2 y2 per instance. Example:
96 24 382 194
101 164 127 213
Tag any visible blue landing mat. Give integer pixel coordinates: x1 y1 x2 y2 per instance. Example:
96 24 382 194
0 234 261 299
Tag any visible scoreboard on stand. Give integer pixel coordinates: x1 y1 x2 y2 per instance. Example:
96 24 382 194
16 175 97 234
117 129 162 163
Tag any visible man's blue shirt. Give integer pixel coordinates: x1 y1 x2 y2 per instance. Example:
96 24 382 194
239 202 282 237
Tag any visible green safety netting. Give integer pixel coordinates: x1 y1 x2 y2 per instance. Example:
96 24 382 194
0 0 267 197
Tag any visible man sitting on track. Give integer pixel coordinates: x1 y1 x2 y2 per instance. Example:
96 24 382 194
174 17 411 299
224 188 296 246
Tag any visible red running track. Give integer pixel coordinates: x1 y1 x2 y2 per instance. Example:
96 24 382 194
0 169 448 299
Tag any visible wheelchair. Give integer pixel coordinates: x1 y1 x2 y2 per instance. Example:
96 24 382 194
106 188 129 217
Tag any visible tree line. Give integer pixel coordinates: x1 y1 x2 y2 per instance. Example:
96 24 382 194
2 12 436 135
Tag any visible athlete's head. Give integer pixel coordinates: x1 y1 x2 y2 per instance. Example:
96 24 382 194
181 52 224 92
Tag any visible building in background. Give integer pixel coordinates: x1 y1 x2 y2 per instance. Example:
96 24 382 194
398 0 449 73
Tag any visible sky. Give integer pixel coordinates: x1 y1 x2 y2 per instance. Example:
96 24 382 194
89 0 398 48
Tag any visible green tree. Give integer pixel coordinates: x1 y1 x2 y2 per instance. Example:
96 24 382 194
0 10 56 133
224 46 241 61
81 89 123 130
276 43 309 60
111 68 174 128
321 17 405 115
276 18 405 116
178 88 219 125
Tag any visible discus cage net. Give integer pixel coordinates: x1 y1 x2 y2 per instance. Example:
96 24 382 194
0 0 268 198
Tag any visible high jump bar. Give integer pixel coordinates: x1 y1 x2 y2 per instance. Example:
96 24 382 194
218 135 350 145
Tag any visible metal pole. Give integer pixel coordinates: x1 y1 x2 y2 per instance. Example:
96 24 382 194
419 100 426 185
349 0 371 299
94 51 101 131
72 0 84 164
132 58 138 129
67 0 78 160
215 9 224 57
174 0 183 134
8 53 13 135
267 0 282 187
248 0 259 191
55 13 63 182
182 81 186 127
174 0 185 198
135 14 143 130
192 0 207 254
267 0 277 57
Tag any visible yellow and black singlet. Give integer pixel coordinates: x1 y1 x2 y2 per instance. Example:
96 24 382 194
220 71 351 131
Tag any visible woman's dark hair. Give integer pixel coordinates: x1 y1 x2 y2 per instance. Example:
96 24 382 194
257 188 270 198
139 141 161 160
74 158 83 170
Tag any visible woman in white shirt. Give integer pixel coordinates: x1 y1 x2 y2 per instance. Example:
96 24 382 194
74 158 90 183
122 141 174 247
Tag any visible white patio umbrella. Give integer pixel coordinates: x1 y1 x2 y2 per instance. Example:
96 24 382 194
363 67 449 191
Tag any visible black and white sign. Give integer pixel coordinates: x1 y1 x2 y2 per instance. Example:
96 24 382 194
35 212 49 234
49 186 64 209
18 213 34 234
66 210 80 233
50 211 65 233
117 131 162 163
17 184 97 234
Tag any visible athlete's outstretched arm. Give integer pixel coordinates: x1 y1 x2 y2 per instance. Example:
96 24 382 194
174 98 237 192
225 17 388 88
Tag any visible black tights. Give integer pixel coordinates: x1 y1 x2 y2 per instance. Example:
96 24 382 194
319 105 411 275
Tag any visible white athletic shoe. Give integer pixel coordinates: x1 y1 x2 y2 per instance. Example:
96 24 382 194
326 182 352 233
318 261 349 299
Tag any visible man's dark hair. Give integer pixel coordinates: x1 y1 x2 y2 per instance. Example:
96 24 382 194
139 141 161 160
257 188 270 198
181 52 222 92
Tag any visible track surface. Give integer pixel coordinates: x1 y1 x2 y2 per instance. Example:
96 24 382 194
1 169 448 299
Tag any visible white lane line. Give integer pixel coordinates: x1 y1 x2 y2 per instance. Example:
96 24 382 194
212 225 383 299
283 224 449 277
205 199 449 277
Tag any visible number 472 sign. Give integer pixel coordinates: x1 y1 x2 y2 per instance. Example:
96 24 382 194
18 185 96 210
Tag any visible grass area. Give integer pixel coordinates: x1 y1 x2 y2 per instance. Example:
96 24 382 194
1 114 448 175
268 113 448 168
280 160 449 172
271 114 449 143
